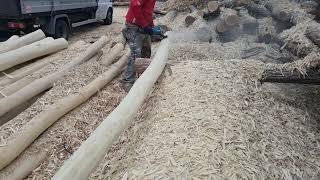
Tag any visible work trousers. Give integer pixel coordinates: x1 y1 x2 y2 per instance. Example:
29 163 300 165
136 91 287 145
122 23 151 84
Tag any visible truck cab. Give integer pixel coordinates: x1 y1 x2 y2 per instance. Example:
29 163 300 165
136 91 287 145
0 0 113 40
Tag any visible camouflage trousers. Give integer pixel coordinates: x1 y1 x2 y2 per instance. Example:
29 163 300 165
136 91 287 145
122 23 151 84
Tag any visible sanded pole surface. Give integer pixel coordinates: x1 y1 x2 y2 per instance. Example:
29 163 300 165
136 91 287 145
101 43 125 65
0 151 48 180
0 77 34 98
0 51 123 170
0 36 108 118
0 30 46 54
0 38 65 71
0 56 59 88
53 39 169 180
0 35 19 47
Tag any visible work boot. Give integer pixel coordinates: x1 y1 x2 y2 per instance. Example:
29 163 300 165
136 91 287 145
120 79 134 93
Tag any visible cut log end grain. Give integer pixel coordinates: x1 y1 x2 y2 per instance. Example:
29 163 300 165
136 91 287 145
197 10 205 17
208 1 219 12
216 21 228 33
185 16 196 27
224 15 240 26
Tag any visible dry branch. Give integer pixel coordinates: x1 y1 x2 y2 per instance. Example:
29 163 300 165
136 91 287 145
0 50 127 170
0 36 108 119
53 39 169 180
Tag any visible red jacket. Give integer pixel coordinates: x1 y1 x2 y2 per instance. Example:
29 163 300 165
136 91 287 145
125 0 156 28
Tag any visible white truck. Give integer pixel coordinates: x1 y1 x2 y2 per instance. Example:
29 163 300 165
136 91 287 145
0 0 113 39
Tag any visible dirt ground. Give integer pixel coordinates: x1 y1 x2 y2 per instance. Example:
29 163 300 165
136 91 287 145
1 3 320 180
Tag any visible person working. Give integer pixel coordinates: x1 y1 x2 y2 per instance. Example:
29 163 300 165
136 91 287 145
122 0 159 91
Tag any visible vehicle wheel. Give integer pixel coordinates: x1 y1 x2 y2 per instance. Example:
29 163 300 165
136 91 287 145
54 20 69 40
103 8 113 25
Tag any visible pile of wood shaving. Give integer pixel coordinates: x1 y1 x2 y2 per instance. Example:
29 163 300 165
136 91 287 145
279 21 319 58
160 0 203 11
282 51 320 75
0 41 126 179
89 41 320 179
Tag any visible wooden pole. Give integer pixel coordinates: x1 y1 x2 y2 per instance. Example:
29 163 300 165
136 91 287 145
0 36 107 118
53 39 170 180
0 77 34 98
0 30 46 54
0 51 127 170
0 151 48 180
0 38 67 72
0 35 19 47
101 43 125 66
0 56 59 88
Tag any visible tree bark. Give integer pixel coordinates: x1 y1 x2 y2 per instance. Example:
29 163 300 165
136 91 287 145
259 69 320 85
52 39 170 180
0 38 67 72
0 36 107 118
0 30 45 54
0 50 128 170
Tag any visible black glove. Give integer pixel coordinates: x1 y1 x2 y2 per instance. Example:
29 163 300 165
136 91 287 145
143 26 153 35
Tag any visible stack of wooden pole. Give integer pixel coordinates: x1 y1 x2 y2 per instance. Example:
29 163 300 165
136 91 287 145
0 37 129 179
53 38 170 180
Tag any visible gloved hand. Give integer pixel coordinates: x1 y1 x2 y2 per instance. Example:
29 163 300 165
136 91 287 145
152 25 162 36
143 26 153 35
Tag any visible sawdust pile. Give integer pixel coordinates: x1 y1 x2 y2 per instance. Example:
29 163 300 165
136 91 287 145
0 41 126 179
88 41 320 179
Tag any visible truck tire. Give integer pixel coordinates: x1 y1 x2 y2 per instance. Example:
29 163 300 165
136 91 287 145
54 20 70 40
103 8 113 25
